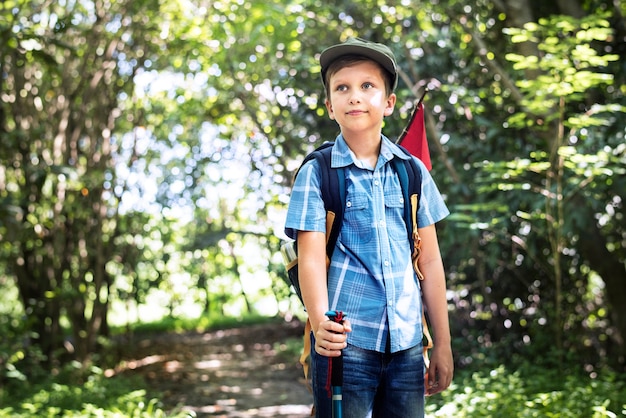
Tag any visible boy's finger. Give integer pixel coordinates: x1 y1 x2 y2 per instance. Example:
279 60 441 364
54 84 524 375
325 317 348 333
342 319 352 332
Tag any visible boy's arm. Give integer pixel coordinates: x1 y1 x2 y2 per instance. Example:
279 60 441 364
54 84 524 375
417 223 454 395
298 230 350 357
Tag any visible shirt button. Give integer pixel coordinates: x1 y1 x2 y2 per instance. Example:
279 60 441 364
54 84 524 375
346 201 352 208
384 260 390 266
374 180 380 186
379 220 385 227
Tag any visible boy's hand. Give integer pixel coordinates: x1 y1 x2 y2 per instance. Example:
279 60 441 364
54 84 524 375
425 343 454 396
314 317 352 357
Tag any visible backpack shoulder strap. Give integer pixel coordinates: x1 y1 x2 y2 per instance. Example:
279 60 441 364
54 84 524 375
297 142 344 259
391 145 422 254
310 143 344 258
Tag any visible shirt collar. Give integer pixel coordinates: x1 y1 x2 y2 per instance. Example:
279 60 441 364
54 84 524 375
331 133 411 169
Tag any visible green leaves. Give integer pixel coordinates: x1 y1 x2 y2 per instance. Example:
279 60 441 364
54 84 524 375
505 14 620 130
426 366 626 417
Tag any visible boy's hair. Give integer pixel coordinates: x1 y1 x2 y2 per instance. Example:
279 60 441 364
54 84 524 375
323 54 396 98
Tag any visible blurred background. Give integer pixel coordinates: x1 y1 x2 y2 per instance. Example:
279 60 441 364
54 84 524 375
1 0 624 416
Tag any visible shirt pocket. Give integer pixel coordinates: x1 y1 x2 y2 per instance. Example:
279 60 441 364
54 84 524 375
384 192 407 241
341 194 373 245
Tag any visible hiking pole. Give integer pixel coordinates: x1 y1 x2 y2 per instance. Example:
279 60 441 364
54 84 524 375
326 310 345 418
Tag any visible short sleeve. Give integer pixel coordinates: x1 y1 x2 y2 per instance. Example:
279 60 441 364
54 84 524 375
284 160 328 240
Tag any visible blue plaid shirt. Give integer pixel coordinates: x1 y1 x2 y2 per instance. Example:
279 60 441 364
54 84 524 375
285 134 449 353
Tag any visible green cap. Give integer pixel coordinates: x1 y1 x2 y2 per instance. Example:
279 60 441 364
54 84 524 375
320 37 398 90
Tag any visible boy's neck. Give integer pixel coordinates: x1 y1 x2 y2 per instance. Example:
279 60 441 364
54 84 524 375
342 131 382 168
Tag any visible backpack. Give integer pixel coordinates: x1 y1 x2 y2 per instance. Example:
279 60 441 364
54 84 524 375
281 141 433 383
282 141 423 303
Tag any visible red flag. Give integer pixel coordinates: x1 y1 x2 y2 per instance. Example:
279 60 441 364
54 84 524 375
398 97 432 171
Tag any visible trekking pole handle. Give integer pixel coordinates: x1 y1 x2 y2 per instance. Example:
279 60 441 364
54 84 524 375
325 310 345 385
326 310 345 325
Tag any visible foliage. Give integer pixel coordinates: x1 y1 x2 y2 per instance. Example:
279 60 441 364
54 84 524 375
0 0 168 365
426 366 626 418
462 9 626 366
0 365 193 418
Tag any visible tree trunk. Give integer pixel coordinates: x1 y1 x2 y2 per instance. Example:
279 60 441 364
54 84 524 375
229 244 253 314
573 194 626 368
502 0 541 79
13 249 65 367
556 0 584 18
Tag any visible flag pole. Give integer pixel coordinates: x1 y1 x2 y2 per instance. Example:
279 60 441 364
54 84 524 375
396 88 432 170
395 89 428 144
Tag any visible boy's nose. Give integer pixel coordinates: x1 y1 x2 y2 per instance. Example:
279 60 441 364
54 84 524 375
349 94 361 104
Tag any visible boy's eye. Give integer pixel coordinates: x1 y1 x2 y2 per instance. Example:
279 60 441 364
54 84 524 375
334 81 375 91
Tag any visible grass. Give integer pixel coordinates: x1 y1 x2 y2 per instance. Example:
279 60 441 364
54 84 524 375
0 364 194 418
425 365 626 417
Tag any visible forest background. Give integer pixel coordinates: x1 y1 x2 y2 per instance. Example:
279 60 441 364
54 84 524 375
0 0 625 416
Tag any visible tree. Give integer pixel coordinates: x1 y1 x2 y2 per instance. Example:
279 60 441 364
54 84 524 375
502 12 624 359
0 0 165 365
462 2 626 366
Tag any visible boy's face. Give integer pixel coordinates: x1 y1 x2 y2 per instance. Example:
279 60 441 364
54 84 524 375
325 61 396 136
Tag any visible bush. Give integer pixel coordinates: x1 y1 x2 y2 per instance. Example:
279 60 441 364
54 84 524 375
426 365 626 417
0 365 193 418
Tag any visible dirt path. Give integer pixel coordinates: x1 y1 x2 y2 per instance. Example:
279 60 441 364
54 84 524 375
120 320 313 417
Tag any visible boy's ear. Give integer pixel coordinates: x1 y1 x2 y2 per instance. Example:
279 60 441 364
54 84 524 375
325 99 335 120
383 93 397 117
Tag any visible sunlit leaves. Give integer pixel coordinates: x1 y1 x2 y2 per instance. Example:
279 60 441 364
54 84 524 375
504 14 620 130
468 3 624 364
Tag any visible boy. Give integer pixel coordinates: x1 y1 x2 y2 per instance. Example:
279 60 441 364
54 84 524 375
285 37 453 417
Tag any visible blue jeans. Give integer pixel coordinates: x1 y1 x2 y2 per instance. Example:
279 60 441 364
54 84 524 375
310 334 425 418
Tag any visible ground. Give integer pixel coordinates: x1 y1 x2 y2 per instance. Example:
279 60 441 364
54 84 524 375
118 319 313 418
